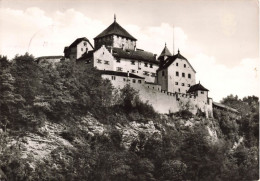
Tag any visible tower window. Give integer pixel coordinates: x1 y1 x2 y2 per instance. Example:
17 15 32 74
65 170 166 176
182 73 185 77
188 74 191 78
176 71 179 76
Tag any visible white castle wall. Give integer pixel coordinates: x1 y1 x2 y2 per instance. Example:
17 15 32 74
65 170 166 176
113 35 136 50
102 74 213 117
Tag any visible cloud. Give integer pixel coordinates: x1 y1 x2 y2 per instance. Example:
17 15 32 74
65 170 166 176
0 8 105 58
190 53 259 101
125 23 188 56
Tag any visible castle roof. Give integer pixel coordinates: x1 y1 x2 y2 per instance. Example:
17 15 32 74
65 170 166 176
77 50 94 61
158 43 172 58
67 37 94 49
187 82 209 93
100 70 145 79
94 20 137 41
213 102 239 113
110 47 159 64
158 50 196 72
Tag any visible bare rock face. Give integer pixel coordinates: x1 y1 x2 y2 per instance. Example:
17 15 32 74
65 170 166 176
117 121 162 149
79 114 106 136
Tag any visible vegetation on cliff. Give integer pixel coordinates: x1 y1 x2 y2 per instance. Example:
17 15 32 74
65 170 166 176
0 54 259 180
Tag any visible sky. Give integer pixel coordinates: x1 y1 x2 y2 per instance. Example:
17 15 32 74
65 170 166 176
0 0 259 101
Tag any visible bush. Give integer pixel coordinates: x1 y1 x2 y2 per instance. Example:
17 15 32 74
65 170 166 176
175 110 193 119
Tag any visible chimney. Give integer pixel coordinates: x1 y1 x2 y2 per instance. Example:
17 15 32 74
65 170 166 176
154 54 157 60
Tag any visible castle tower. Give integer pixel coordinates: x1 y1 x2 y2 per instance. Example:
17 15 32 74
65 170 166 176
158 43 172 66
94 15 137 50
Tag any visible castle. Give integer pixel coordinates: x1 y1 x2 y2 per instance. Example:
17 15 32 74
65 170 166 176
62 16 214 117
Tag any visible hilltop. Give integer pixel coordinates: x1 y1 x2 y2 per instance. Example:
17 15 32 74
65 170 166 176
0 54 258 181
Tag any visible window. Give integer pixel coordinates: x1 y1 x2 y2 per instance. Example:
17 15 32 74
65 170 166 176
188 84 191 87
116 58 120 63
132 79 136 83
176 63 178 66
188 74 191 78
182 83 185 86
175 82 178 85
104 61 109 65
117 67 122 71
131 69 136 73
143 71 149 76
131 61 135 65
81 48 84 51
97 59 102 63
162 71 165 76
201 91 204 94
111 76 116 80
83 42 87 46
150 64 153 68
184 64 186 68
144 63 148 67
178 88 180 92
123 78 126 81
176 71 179 76
151 73 156 77
182 73 185 77
138 80 142 84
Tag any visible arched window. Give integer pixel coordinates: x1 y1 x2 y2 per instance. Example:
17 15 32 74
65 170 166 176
176 71 179 76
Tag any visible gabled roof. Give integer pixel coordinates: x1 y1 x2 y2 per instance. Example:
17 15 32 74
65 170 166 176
94 21 137 41
157 50 196 72
158 44 172 58
68 37 94 49
100 70 145 79
187 82 209 93
110 47 158 64
77 50 94 61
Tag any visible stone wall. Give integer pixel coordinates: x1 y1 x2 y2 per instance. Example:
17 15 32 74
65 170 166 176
113 35 136 50
102 74 213 117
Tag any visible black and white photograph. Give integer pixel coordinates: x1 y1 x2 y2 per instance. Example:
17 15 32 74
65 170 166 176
0 0 259 180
